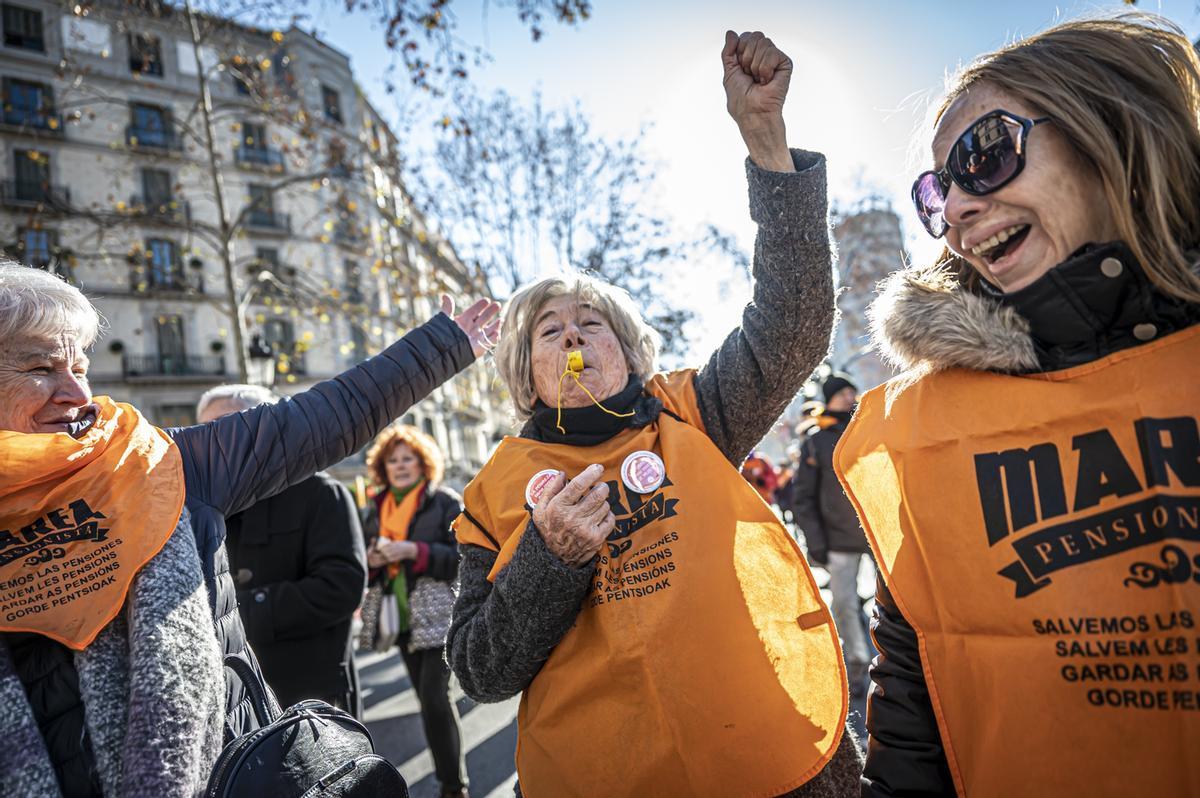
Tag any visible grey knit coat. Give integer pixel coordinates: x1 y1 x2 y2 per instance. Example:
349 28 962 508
447 149 864 797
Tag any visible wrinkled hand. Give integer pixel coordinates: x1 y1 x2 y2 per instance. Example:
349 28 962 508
532 464 616 568
367 548 389 569
442 295 501 358
722 30 794 172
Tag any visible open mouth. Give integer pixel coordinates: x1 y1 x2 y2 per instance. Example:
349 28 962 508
971 224 1031 265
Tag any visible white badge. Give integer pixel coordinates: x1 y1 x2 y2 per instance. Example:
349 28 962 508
525 469 563 507
621 450 666 495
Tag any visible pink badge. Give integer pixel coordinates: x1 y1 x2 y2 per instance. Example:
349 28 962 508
525 469 563 507
621 450 665 495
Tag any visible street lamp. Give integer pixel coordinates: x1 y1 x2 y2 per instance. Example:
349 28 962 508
247 333 275 387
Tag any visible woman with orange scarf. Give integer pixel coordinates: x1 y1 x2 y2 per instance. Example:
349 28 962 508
0 263 497 798
362 426 467 798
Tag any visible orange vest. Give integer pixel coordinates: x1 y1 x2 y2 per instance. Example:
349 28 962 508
835 326 1200 797
455 371 847 797
0 396 184 650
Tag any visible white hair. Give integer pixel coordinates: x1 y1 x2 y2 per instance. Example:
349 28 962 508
196 383 278 419
494 273 661 420
0 261 102 350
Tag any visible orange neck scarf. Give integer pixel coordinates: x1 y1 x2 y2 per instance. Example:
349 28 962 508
0 396 184 650
378 481 425 579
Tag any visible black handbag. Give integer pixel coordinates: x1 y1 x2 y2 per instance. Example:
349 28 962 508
206 655 409 798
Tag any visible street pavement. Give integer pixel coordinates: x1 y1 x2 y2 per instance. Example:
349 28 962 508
358 558 874 797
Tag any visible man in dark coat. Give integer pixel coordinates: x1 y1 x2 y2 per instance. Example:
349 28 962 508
792 373 872 696
198 385 367 715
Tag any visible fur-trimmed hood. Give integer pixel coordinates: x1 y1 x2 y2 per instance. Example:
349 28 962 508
869 241 1200 375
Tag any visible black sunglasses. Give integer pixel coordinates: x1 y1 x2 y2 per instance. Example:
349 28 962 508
912 109 1051 238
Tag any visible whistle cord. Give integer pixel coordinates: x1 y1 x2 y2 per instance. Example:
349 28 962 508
555 365 635 434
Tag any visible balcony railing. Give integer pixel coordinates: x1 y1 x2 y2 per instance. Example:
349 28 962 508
235 146 284 169
123 354 225 378
129 195 190 224
245 209 291 233
1 107 63 133
126 125 183 152
0 180 70 209
333 224 365 246
130 268 204 294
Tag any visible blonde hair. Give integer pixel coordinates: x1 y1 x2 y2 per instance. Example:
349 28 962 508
933 13 1200 302
494 274 660 420
365 424 444 488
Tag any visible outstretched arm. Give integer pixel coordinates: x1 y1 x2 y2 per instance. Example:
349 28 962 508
695 32 835 465
175 300 499 517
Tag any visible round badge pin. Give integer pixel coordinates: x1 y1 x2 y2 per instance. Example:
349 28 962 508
525 468 563 507
621 450 665 495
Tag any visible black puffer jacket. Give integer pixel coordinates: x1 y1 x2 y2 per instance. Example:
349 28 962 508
791 411 869 561
227 472 367 709
860 242 1200 796
9 313 473 794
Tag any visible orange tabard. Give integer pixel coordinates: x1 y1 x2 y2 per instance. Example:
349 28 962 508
835 326 1200 797
0 396 185 650
455 370 847 797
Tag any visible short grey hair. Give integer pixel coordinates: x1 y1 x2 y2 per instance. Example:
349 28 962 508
196 383 278 419
0 261 102 350
494 273 660 420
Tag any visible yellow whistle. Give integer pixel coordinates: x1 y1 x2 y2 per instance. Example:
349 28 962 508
566 350 584 374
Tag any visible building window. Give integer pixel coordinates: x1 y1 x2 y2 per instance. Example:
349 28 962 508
232 60 260 95
2 4 43 52
343 258 362 302
155 403 196 427
3 77 54 128
349 321 368 358
130 102 174 148
247 184 276 226
146 238 180 288
321 85 342 124
18 226 51 266
141 168 172 207
242 120 266 149
263 318 305 374
129 32 163 76
255 246 279 270
12 148 48 202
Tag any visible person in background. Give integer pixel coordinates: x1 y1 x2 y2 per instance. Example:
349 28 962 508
196 384 367 716
741 449 780 505
793 373 872 698
362 425 467 798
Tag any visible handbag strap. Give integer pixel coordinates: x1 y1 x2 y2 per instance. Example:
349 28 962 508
225 653 282 727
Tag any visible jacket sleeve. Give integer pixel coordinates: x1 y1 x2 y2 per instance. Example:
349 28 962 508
173 314 473 518
238 479 368 643
791 437 828 560
414 492 463 582
862 575 957 797
693 149 835 466
446 527 593 702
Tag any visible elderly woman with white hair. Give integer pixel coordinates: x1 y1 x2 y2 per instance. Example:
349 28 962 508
0 263 497 797
447 31 861 797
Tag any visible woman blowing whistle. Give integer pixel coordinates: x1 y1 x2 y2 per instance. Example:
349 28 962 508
446 30 862 798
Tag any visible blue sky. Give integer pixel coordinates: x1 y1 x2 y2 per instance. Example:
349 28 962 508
311 0 1200 358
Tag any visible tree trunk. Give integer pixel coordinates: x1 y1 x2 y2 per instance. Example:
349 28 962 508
184 0 250 383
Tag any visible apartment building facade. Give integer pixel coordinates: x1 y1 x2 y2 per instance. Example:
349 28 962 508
0 0 507 485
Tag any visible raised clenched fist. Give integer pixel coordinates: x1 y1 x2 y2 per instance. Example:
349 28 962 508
722 30 795 173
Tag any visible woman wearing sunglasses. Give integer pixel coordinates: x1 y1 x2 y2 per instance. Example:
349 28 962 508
835 14 1200 797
